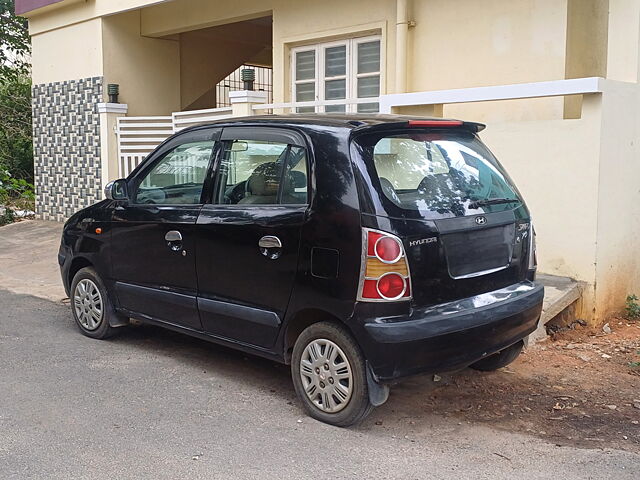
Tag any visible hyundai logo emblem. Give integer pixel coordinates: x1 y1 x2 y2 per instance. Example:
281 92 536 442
475 216 487 225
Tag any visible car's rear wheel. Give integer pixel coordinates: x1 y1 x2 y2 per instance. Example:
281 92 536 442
70 267 125 339
469 340 524 371
291 322 374 427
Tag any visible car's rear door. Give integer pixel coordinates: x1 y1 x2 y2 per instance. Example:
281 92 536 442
195 127 309 349
110 127 221 329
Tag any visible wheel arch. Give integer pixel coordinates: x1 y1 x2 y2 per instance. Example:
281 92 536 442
283 308 359 364
68 256 94 289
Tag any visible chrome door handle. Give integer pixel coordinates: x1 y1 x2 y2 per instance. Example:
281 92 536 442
165 230 183 252
259 235 282 259
258 236 282 249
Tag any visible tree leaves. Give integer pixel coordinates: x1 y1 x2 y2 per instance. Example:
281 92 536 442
0 0 31 82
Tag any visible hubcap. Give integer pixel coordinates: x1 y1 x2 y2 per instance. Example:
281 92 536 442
299 338 353 413
73 279 103 331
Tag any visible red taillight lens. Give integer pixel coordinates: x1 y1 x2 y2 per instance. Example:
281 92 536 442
374 236 402 263
376 273 406 300
359 228 412 302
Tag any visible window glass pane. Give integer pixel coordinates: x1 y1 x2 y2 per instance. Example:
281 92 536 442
135 140 214 204
325 78 346 100
295 50 315 80
357 75 380 98
357 41 380 74
282 146 308 204
214 140 308 205
325 104 346 113
296 106 316 113
357 102 379 113
296 82 315 102
325 45 346 77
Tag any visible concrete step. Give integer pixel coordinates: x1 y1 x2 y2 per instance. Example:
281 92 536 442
526 273 585 345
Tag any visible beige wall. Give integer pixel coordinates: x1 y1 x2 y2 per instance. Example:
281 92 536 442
102 10 180 116
31 17 103 84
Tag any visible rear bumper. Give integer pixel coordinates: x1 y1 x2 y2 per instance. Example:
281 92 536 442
353 281 544 382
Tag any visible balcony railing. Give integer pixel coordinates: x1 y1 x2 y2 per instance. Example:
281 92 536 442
116 77 605 178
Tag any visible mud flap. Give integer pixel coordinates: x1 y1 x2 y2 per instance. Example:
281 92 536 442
366 362 390 407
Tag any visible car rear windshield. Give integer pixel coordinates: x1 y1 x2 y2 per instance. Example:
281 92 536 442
352 129 522 219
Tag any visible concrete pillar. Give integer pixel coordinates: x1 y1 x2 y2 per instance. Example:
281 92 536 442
229 90 268 117
606 0 640 82
97 103 128 192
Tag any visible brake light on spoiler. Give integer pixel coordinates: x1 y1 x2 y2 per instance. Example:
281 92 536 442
407 120 463 127
358 228 412 302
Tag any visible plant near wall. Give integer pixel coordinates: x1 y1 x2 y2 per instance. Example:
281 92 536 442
0 168 34 211
625 294 640 319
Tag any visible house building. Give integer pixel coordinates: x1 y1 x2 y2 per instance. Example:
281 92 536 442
18 0 640 324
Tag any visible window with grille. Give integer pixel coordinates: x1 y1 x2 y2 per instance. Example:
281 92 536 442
291 36 381 113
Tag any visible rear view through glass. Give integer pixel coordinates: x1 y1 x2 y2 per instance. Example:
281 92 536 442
353 130 522 219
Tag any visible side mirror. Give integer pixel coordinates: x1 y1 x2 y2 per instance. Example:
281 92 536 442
104 179 129 202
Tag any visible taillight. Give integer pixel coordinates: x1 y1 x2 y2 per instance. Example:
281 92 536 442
528 223 537 270
358 228 412 302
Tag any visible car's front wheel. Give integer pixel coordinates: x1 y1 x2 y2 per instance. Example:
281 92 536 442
70 267 125 339
291 322 374 427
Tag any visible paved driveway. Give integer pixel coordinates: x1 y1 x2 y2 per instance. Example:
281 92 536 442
1 221 639 478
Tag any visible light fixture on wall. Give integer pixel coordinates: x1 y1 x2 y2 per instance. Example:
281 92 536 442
241 69 255 91
108 84 120 103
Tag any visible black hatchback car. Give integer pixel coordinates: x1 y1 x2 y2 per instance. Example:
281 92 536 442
59 114 543 426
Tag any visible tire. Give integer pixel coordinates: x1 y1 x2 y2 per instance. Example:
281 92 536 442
70 267 125 339
469 340 524 371
291 322 374 427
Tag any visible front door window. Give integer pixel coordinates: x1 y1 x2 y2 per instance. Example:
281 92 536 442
134 140 215 205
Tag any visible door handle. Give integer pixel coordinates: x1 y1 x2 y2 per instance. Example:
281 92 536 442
165 230 183 252
258 236 282 249
259 235 282 259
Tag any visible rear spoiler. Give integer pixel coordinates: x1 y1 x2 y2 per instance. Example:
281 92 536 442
351 118 486 133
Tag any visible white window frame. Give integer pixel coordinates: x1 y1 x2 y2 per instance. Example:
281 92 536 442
291 35 382 113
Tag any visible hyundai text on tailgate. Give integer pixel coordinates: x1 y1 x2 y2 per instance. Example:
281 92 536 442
59 115 543 426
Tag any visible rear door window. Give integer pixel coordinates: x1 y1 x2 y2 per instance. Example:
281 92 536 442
212 139 308 206
353 130 521 219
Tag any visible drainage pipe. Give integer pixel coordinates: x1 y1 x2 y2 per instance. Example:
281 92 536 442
395 0 409 94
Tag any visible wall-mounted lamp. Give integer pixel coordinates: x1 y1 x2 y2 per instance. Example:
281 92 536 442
108 84 120 103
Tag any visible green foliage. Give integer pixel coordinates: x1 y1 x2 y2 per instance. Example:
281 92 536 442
0 168 34 212
0 206 15 226
0 75 32 181
625 294 640 319
629 361 640 368
0 0 31 81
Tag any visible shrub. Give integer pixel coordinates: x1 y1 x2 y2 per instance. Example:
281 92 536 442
625 294 640 319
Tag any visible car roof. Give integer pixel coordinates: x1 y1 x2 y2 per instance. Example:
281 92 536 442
183 113 485 133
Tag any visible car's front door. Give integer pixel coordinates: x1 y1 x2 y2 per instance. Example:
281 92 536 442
195 127 309 348
110 127 220 330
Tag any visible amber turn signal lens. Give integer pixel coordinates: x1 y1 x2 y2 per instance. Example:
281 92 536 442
95 228 102 234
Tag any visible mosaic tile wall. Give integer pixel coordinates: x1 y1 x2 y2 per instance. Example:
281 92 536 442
32 76 103 221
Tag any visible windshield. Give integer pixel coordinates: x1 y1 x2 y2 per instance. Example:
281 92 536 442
352 130 522 219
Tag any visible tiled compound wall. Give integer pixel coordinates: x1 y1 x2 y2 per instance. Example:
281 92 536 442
32 77 103 221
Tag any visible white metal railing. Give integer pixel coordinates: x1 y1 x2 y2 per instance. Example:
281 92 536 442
378 77 605 113
253 97 380 114
116 78 605 178
172 106 233 131
116 107 232 177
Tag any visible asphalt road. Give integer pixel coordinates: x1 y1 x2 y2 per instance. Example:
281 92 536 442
1 289 638 479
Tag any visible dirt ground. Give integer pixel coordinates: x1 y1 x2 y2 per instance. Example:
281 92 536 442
392 317 640 453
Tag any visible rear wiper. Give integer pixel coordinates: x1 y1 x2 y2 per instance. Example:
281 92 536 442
468 197 521 209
